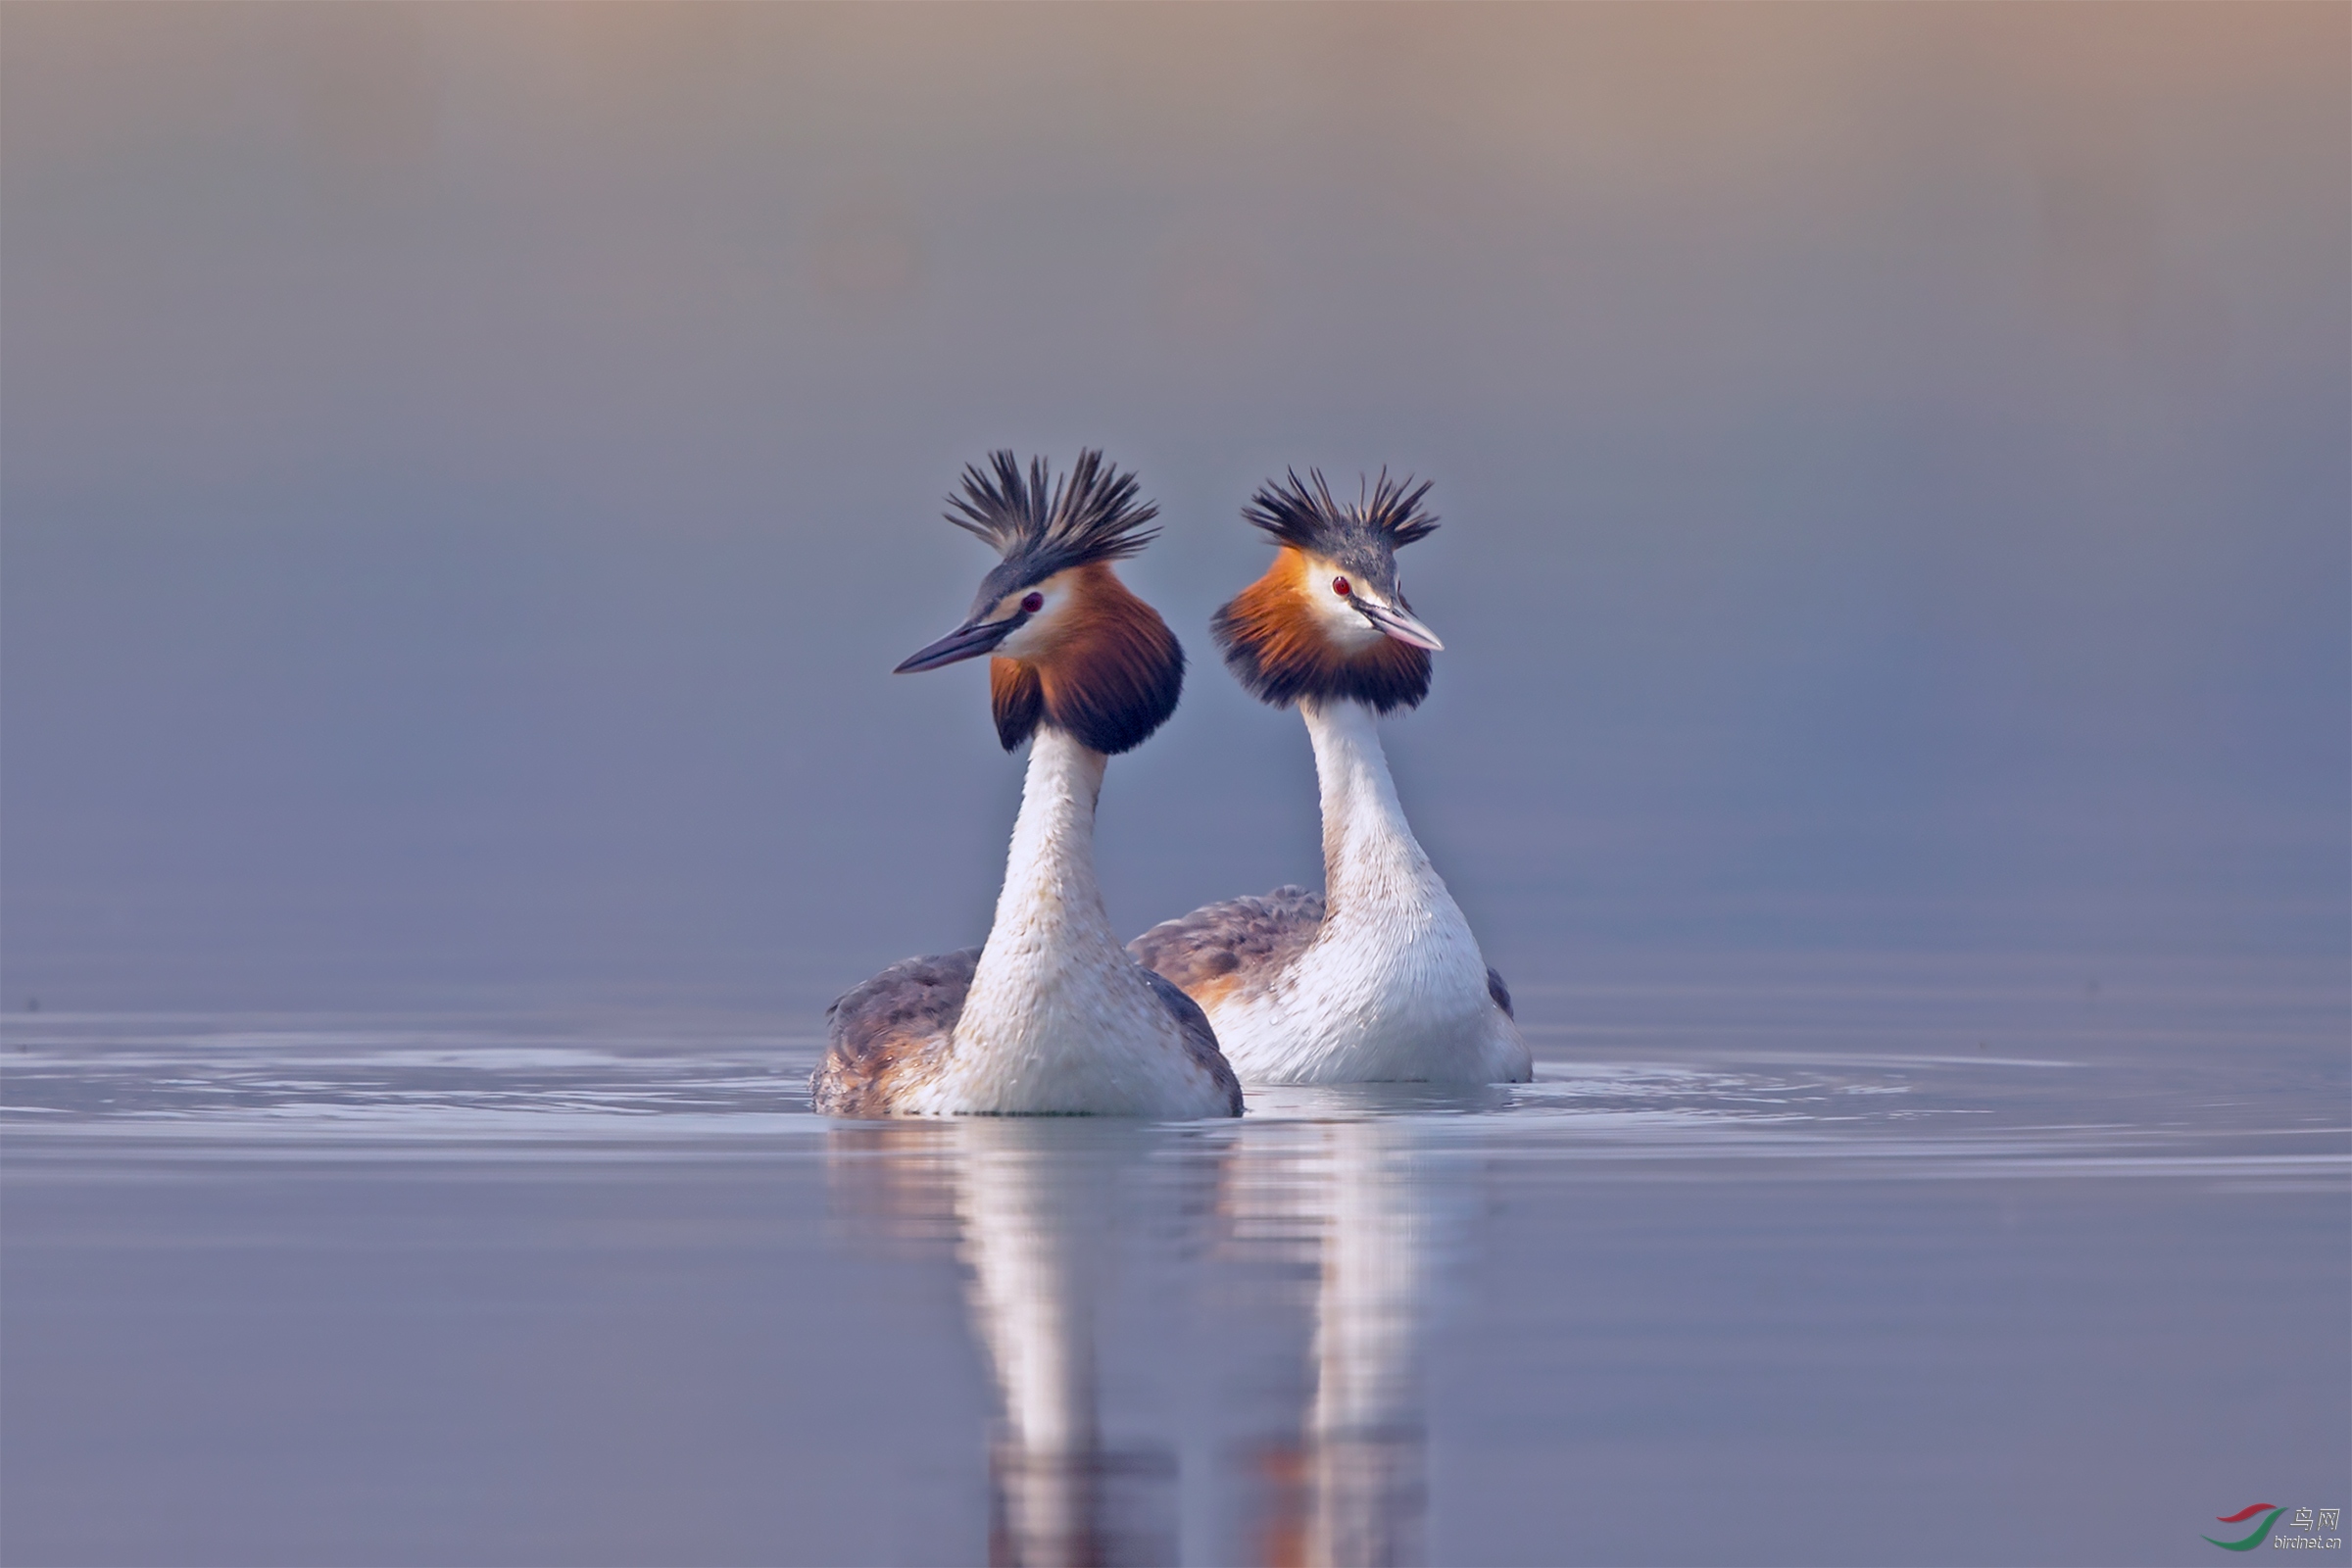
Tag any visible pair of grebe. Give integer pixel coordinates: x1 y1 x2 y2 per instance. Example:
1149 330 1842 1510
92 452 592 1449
811 452 1531 1119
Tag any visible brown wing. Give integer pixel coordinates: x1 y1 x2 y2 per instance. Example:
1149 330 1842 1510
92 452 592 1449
1138 966 1245 1115
1127 885 1325 1008
810 947 980 1117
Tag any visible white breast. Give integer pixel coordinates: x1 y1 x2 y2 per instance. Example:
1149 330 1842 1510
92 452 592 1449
1209 700 1530 1086
906 729 1236 1117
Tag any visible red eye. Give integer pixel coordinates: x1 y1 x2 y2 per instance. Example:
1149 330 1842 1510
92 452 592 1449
1021 592 1044 613
1332 576 1351 597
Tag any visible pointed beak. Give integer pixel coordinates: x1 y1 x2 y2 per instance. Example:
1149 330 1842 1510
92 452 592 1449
894 613 1024 673
1354 599 1445 652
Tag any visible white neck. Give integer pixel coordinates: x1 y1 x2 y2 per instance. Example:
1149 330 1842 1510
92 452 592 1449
934 727 1189 1112
1217 699 1527 1087
1303 699 1440 917
987 726 1117 956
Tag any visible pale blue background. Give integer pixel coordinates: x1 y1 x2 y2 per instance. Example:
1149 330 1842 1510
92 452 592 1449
5 3 2344 1007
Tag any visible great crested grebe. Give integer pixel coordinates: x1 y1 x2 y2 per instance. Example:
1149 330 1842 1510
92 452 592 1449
1128 471 1531 1085
813 451 1243 1118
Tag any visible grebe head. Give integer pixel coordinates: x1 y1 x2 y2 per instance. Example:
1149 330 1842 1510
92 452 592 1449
896 450 1185 756
1211 469 1444 712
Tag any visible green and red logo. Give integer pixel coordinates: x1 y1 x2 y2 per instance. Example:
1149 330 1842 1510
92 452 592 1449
2206 1504 2284 1551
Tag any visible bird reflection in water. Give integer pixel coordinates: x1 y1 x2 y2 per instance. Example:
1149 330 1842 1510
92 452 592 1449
825 1101 1475 1567
958 1121 1181 1567
828 1119 1182 1567
1228 1106 1469 1568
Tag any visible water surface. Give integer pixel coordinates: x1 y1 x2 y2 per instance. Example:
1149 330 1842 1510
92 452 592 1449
5 956 2343 1566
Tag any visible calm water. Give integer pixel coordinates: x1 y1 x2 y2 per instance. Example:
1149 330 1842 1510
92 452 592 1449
3 954 2343 1567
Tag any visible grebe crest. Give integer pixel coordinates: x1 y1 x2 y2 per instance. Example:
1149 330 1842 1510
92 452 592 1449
1211 469 1443 714
817 451 1240 1119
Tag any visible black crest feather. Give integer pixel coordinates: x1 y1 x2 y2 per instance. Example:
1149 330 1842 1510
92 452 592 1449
948 449 1159 584
1242 468 1439 561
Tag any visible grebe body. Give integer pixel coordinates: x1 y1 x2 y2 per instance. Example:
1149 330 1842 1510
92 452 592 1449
815 452 1242 1118
1129 472 1530 1086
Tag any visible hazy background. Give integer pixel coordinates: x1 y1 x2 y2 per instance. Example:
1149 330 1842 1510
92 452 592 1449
5 3 2345 1013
